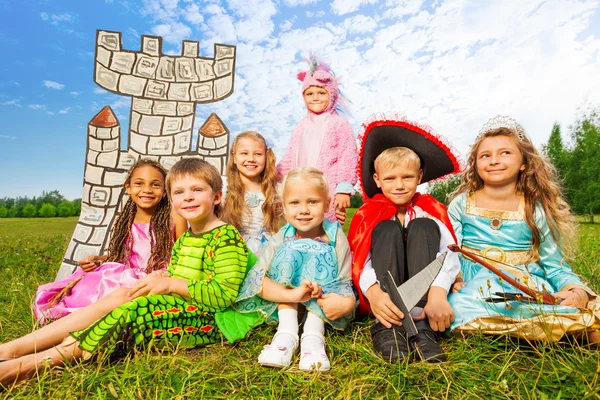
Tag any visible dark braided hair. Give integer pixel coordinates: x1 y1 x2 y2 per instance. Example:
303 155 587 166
106 159 173 273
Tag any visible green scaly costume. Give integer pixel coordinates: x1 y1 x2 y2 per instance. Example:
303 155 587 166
71 224 261 356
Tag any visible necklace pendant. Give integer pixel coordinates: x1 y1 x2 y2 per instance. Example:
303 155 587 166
246 192 260 208
490 216 503 230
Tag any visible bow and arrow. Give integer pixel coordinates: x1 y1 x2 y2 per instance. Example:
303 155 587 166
448 244 559 305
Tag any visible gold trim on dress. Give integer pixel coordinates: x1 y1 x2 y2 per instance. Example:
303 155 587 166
466 193 525 220
462 245 539 291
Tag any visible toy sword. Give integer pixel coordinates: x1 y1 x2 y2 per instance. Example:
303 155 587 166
380 252 447 338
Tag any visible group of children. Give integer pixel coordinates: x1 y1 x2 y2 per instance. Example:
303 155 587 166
1 58 599 386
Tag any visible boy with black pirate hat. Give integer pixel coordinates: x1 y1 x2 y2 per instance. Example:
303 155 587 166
348 115 462 362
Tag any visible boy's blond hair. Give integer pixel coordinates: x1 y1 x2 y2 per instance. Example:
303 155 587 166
374 147 421 173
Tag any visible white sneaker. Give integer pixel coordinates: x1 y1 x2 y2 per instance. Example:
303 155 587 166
299 332 330 372
258 331 298 368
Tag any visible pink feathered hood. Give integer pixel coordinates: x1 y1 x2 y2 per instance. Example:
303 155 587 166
297 57 341 115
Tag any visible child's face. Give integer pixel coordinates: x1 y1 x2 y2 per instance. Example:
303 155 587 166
373 160 423 206
283 179 328 239
125 165 166 212
303 86 330 114
170 175 222 228
476 135 524 187
233 137 266 182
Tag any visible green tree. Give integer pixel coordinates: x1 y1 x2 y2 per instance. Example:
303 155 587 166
57 201 74 217
428 175 462 205
564 110 600 222
0 206 7 218
543 123 567 173
39 203 57 218
8 204 18 217
350 193 364 208
72 199 82 216
22 203 37 218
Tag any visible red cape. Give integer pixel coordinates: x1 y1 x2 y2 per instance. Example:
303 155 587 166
348 193 457 315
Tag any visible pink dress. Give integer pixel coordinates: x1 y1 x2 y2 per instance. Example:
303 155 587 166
33 223 153 324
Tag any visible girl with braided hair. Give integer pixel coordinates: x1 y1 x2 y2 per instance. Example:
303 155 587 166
33 158 186 324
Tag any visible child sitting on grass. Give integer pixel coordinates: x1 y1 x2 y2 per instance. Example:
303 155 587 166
447 116 600 343
233 167 356 371
0 158 266 386
348 115 462 363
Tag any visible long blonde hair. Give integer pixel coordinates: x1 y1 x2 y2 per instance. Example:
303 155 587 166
453 127 576 258
223 131 281 234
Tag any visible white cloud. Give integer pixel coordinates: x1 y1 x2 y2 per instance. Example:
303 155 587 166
184 3 204 24
0 134 16 139
93 88 108 94
343 14 378 34
331 0 377 15
152 21 192 44
1 99 21 107
43 80 65 90
280 19 294 32
28 104 45 110
306 10 326 17
127 28 140 38
47 111 55 115
70 91 81 96
283 0 318 5
59 107 71 114
40 12 75 25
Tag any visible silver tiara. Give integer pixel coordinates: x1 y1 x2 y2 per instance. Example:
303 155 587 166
477 115 527 141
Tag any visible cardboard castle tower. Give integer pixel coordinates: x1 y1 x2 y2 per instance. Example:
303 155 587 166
56 30 236 280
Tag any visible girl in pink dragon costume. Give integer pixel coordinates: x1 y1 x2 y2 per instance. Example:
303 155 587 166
277 57 358 223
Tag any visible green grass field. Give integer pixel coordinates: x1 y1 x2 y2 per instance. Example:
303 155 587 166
0 216 599 399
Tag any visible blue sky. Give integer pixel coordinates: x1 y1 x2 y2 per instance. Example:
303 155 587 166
1 0 599 200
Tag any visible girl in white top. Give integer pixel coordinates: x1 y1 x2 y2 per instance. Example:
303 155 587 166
223 131 281 256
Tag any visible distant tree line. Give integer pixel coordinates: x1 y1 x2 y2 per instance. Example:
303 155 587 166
0 190 81 218
428 107 600 223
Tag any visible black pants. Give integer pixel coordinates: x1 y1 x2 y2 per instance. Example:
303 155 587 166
371 218 440 308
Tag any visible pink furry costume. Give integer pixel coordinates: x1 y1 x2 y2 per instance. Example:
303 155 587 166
277 58 358 221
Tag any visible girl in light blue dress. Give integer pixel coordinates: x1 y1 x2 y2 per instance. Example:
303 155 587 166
223 131 281 256
234 167 356 371
448 116 599 343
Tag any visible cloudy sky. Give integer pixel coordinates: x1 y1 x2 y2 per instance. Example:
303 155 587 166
1 0 599 199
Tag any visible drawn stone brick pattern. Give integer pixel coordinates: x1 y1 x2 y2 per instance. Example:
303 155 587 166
56 30 236 280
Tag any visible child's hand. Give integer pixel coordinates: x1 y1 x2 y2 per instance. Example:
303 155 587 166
334 193 351 210
365 283 404 328
289 280 321 303
556 288 589 308
451 280 466 293
335 208 347 225
316 293 355 320
414 287 454 332
78 255 102 272
128 276 173 299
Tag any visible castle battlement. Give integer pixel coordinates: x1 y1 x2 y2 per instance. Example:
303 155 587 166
95 30 235 103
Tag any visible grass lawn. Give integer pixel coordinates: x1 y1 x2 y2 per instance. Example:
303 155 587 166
0 216 599 399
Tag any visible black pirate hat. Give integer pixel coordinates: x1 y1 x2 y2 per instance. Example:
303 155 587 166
358 114 462 198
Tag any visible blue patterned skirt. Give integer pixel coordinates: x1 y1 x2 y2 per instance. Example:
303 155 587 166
234 238 354 329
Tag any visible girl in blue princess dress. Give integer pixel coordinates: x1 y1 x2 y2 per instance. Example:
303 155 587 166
234 167 356 371
448 116 599 343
